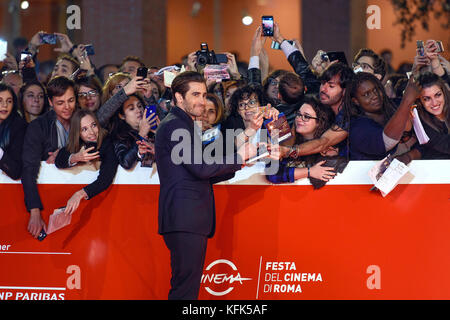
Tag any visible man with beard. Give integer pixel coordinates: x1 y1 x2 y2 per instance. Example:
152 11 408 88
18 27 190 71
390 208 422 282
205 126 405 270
280 62 354 158
155 71 257 300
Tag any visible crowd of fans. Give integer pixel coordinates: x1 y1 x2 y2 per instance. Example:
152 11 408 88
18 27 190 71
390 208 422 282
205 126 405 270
0 22 448 238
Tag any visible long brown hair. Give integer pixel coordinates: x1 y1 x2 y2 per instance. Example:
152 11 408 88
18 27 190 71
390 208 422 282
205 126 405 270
66 109 107 154
416 72 450 132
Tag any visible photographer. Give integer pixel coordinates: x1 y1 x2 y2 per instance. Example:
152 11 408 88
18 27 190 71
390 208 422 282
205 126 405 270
55 109 118 215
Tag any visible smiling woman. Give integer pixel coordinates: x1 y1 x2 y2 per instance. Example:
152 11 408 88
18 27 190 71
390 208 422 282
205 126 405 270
55 109 118 216
413 72 450 159
344 72 420 160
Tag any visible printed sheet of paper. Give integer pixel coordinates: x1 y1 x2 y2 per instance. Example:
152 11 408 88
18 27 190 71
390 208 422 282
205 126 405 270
47 207 72 234
412 108 430 145
373 159 410 197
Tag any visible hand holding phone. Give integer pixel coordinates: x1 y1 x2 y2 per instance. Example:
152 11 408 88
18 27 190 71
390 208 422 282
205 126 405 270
145 105 158 130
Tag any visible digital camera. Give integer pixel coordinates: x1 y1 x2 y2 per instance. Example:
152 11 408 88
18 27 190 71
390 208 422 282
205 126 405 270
195 43 227 67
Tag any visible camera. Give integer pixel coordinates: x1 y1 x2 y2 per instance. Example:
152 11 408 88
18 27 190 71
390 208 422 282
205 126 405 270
195 43 227 67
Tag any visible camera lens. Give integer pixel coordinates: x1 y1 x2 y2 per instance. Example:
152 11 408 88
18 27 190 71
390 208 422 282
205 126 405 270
197 55 207 66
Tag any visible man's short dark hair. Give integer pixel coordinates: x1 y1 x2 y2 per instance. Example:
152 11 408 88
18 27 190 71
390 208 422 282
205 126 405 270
278 72 304 104
120 56 145 69
47 76 75 100
354 48 387 79
319 62 354 90
171 71 205 105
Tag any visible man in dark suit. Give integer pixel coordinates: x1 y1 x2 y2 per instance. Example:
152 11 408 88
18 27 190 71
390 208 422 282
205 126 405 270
155 71 257 299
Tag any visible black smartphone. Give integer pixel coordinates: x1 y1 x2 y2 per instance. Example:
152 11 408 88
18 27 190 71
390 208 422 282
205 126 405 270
261 16 274 37
37 228 47 241
40 33 57 45
137 66 148 79
325 51 348 66
84 44 95 56
84 141 97 154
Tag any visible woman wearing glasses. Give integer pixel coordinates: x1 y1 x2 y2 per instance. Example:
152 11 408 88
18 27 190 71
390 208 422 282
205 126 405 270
75 74 148 128
266 96 337 184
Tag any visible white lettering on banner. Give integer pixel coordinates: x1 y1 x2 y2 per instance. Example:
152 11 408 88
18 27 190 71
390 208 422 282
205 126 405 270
0 244 11 251
0 291 65 300
66 265 81 289
366 265 381 290
262 260 323 295
366 5 381 29
66 5 81 30
201 259 252 296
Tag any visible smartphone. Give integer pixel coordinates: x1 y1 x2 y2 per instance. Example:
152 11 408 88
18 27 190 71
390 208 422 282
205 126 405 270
0 39 7 60
20 51 32 61
325 51 348 66
84 44 95 56
37 228 47 241
261 16 274 37
84 141 98 154
137 66 148 79
435 40 444 53
145 105 158 130
417 40 425 56
215 53 228 64
40 33 57 45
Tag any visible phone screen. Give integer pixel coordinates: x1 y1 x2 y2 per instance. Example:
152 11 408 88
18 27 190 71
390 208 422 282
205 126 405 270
0 39 7 60
21 51 31 61
262 16 274 37
137 67 148 79
84 44 95 56
40 33 57 44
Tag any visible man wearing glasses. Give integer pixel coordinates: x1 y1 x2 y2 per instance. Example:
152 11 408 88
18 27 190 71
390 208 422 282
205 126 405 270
352 48 387 81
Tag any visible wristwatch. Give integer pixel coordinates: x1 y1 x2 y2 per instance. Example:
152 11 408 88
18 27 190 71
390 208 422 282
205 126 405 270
288 145 299 159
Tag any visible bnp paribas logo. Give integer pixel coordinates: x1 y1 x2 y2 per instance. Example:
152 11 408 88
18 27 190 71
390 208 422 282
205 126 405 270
201 259 252 296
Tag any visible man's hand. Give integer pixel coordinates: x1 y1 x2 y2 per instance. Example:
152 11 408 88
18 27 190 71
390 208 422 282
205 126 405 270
27 208 46 239
272 22 284 44
237 141 258 164
123 76 148 96
186 52 197 72
46 149 60 164
54 33 74 53
250 26 266 57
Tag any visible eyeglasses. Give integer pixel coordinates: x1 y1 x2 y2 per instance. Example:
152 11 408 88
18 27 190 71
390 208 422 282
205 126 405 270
238 99 258 110
78 90 99 99
352 62 375 71
295 111 318 122
268 78 279 86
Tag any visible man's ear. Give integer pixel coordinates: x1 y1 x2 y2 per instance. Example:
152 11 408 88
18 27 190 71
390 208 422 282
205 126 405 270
174 92 183 106
48 98 53 108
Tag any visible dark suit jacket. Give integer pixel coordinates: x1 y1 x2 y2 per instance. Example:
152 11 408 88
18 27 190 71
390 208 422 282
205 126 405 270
155 106 242 238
